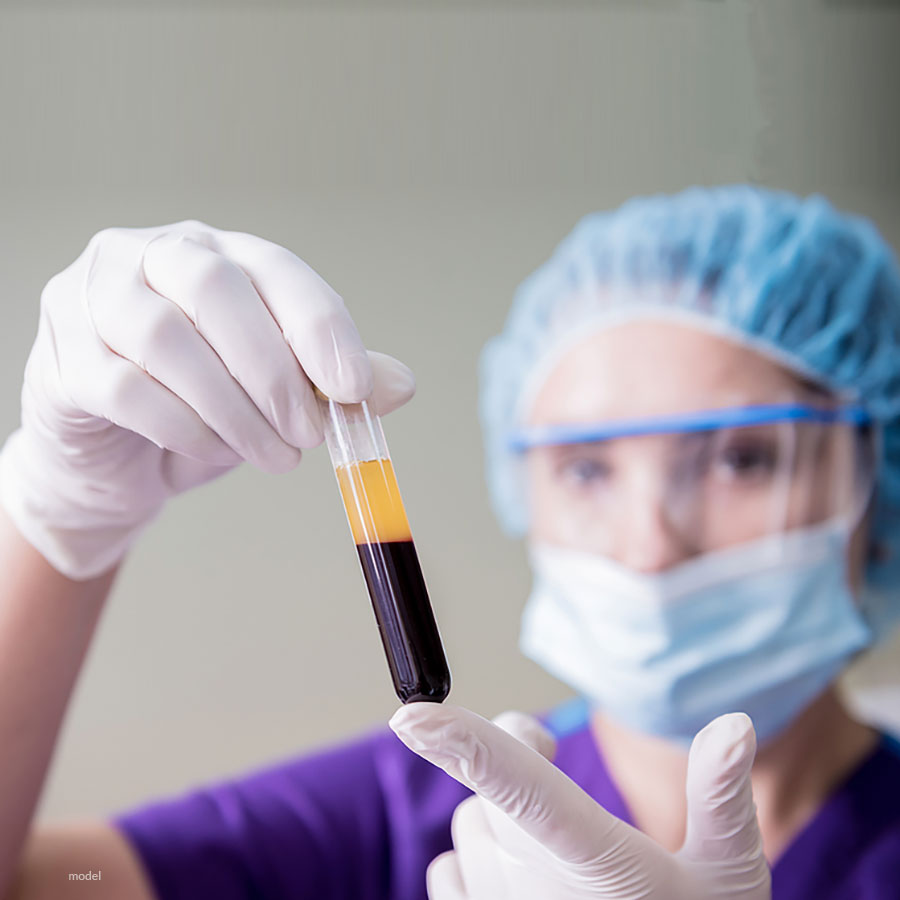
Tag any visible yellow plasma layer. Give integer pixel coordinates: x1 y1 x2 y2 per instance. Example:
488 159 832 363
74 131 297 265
335 458 413 545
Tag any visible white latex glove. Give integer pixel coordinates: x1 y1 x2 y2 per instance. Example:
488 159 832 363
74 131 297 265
389 703 771 900
0 221 415 579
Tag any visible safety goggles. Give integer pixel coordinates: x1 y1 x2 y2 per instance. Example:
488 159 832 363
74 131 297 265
509 403 877 556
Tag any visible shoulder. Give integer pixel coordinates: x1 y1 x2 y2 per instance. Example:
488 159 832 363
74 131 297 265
850 734 900 832
117 723 472 842
111 725 471 900
854 735 900 871
775 734 900 898
849 773 900 897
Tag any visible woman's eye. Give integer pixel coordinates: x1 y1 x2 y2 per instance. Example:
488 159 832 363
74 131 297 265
560 457 611 485
716 441 778 479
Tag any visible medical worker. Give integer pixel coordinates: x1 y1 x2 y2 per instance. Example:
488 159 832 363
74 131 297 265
1 187 899 900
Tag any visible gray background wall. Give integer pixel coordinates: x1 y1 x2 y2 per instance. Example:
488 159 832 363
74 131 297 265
0 0 897 819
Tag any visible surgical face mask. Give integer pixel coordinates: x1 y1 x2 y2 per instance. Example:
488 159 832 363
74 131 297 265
520 518 873 744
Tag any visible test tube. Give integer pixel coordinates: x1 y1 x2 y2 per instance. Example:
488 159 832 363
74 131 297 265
318 394 451 704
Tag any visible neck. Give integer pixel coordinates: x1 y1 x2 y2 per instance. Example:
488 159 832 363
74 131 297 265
590 689 879 861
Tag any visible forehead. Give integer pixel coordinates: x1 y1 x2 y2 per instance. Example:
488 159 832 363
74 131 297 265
526 319 814 426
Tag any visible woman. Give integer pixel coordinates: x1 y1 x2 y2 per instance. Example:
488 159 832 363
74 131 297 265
1 187 898 899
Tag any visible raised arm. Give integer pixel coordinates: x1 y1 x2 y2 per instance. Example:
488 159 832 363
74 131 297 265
0 221 416 898
0 507 136 896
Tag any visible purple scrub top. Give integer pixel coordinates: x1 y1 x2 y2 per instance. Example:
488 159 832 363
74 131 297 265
114 698 900 899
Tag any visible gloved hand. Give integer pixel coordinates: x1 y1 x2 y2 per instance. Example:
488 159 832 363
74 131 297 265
389 703 771 900
0 221 415 580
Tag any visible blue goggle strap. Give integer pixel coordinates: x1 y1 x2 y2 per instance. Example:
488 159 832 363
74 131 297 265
508 403 871 452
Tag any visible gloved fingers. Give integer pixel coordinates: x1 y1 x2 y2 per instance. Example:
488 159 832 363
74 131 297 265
390 702 625 867
426 851 468 900
368 351 416 417
681 713 767 869
491 710 557 762
86 277 301 474
474 711 563 865
450 796 510 898
142 234 323 449
160 452 239 494
202 226 374 404
64 345 242 467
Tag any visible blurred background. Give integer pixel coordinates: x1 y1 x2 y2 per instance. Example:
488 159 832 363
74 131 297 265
0 0 898 819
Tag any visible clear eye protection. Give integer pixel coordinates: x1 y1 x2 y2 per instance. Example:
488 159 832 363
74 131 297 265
509 403 877 557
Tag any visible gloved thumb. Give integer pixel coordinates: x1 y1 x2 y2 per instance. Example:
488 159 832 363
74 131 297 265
491 710 557 762
681 713 766 868
368 351 416 417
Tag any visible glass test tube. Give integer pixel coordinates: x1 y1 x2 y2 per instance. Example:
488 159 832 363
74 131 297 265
318 394 451 704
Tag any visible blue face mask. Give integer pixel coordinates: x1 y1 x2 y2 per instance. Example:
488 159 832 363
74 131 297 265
520 519 873 744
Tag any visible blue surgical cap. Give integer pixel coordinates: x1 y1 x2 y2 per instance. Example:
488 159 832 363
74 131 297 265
480 185 900 636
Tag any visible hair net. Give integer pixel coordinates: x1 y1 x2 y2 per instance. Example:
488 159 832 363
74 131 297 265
479 185 900 637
